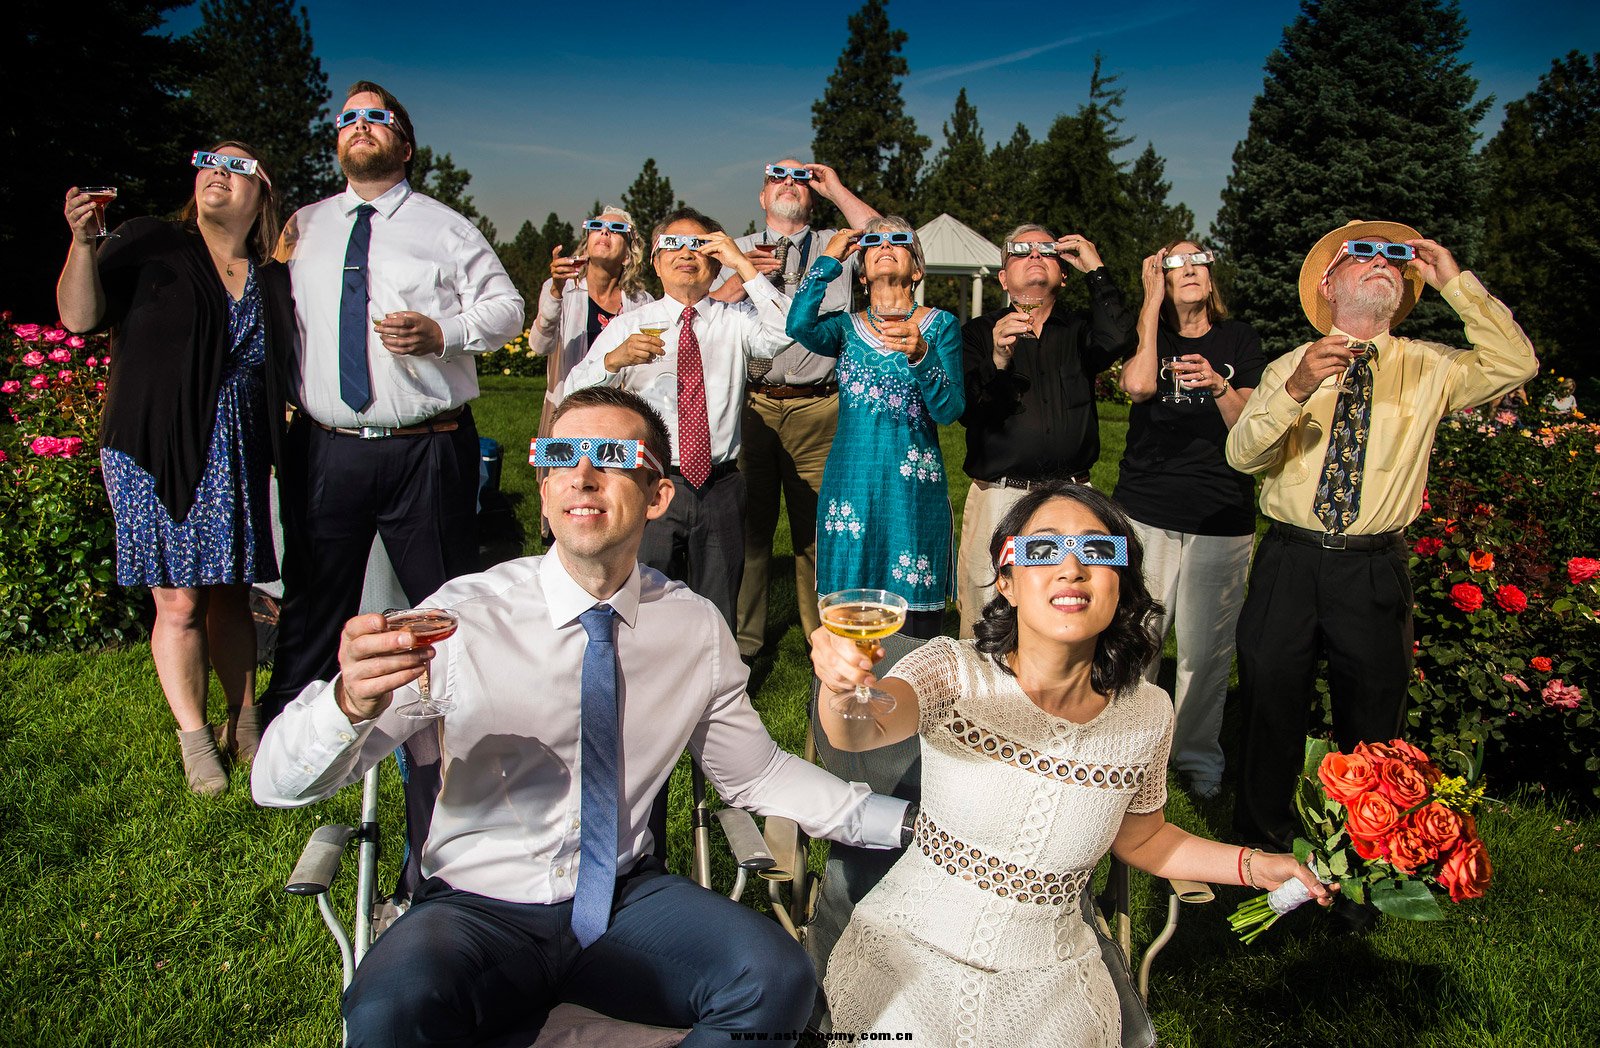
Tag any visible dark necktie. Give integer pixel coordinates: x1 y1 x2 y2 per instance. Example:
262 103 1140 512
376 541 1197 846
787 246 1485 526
339 204 376 412
1313 344 1377 531
676 306 713 488
748 238 790 384
571 605 620 948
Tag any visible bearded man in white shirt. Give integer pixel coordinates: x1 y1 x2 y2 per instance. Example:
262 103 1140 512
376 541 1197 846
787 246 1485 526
254 385 908 1045
564 207 792 628
261 80 525 723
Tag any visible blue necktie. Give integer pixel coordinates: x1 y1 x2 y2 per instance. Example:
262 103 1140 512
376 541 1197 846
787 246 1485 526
571 605 620 948
339 204 376 412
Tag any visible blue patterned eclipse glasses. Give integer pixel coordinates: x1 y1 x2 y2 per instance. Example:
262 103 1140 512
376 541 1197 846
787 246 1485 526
336 107 396 129
655 234 709 252
583 219 632 234
857 231 915 248
1000 533 1129 568
1343 240 1415 263
530 437 664 475
191 151 271 187
764 165 814 182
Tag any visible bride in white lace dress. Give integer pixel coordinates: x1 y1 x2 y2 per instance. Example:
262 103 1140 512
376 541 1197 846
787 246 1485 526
811 485 1332 1048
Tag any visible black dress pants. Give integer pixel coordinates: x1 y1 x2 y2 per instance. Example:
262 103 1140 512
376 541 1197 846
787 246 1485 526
1233 527 1413 850
640 466 746 632
261 410 480 720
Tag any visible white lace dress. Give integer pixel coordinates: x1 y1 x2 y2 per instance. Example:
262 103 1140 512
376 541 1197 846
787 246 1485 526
825 637 1174 1048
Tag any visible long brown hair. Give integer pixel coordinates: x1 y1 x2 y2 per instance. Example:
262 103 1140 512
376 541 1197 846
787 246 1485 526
179 140 281 264
1159 238 1228 326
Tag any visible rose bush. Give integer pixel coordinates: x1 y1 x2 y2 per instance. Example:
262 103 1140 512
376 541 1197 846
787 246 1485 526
476 331 544 378
0 316 142 650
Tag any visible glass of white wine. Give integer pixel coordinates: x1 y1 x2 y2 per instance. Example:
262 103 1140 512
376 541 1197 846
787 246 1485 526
1011 292 1044 346
818 588 909 720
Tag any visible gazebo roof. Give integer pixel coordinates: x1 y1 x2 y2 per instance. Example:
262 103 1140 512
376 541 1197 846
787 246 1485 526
917 213 1001 274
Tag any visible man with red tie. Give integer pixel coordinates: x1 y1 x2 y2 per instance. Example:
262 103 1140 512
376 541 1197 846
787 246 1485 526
564 207 791 627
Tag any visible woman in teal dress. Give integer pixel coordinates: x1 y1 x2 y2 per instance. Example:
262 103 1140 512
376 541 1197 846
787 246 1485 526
787 217 964 638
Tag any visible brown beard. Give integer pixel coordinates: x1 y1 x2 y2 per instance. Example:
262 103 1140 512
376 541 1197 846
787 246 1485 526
339 132 407 182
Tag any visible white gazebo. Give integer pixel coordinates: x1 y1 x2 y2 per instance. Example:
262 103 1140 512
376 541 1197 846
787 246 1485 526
914 212 1002 321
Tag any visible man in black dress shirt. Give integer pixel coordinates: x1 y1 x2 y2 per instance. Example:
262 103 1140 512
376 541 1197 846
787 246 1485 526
956 224 1135 637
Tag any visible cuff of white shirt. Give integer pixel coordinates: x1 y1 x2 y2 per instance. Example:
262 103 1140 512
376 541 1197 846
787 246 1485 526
743 273 780 303
310 674 373 740
859 793 913 849
537 288 564 326
438 314 470 360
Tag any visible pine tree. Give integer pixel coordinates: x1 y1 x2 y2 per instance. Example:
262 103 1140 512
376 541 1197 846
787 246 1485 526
918 89 989 227
1124 144 1196 257
1479 51 1600 390
810 0 930 221
983 124 1036 244
621 159 682 243
188 0 338 216
1212 0 1490 355
413 147 496 243
498 220 547 301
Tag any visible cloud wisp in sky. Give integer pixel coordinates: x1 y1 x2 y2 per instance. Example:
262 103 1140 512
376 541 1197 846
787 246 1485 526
909 8 1185 88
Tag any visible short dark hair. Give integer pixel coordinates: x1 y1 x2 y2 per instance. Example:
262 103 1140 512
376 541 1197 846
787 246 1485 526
549 386 671 479
972 483 1161 699
344 80 416 179
178 140 281 264
650 206 724 252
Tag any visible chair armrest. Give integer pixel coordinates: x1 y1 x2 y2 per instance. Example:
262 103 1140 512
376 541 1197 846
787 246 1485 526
760 816 801 883
713 809 777 874
1167 879 1215 905
285 824 357 896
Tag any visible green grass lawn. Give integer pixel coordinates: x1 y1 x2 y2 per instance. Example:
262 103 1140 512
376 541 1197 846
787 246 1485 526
2 376 1595 1046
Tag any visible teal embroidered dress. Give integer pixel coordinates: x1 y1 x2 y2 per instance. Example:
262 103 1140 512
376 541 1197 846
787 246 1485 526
787 257 965 613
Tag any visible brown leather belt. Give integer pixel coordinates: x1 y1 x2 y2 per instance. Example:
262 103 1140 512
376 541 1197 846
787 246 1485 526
304 406 464 439
976 473 1091 492
749 383 838 400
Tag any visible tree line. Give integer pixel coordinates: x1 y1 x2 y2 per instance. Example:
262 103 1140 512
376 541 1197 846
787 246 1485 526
5 0 1594 387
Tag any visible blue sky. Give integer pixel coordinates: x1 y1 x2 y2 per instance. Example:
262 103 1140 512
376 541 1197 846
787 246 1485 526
169 1 1597 244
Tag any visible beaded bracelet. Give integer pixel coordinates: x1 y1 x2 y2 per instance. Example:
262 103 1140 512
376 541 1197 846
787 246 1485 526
1243 848 1260 889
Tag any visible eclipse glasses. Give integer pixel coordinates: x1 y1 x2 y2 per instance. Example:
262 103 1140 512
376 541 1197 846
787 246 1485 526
336 107 396 130
530 437 664 474
1161 250 1218 269
857 231 914 248
584 219 632 234
765 165 813 183
999 533 1129 568
655 234 709 251
192 151 271 188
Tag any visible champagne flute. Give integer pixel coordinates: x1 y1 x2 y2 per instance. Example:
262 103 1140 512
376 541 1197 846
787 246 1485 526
383 608 460 718
818 589 909 720
81 186 118 240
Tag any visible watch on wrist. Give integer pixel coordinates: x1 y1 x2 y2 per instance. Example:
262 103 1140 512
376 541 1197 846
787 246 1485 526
899 802 919 848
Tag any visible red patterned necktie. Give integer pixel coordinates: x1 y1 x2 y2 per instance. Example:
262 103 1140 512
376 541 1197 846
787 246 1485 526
676 305 712 488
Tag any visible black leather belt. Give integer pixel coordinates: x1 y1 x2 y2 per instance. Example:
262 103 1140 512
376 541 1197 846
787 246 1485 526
669 461 739 488
750 383 838 400
978 473 1091 492
304 406 464 439
1271 521 1403 552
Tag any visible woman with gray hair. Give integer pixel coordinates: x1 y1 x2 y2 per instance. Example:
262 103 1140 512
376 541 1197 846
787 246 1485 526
787 217 964 638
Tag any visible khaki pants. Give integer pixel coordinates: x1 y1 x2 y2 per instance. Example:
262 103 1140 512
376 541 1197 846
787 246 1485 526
955 480 1031 639
735 391 838 656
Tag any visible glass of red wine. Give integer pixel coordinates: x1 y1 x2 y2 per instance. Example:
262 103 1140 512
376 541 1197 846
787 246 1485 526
383 608 461 718
81 186 118 239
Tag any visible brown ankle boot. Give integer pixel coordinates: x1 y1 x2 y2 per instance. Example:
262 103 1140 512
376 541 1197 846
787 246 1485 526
178 725 229 796
233 705 263 764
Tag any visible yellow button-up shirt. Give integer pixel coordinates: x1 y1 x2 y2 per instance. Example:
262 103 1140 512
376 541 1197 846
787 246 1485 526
1226 271 1538 534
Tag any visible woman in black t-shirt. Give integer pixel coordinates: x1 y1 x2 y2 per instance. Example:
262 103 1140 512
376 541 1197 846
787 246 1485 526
1114 240 1266 800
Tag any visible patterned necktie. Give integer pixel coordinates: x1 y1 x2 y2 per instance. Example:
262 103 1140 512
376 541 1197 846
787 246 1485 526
1313 344 1377 531
773 235 793 288
748 238 790 384
571 605 620 949
676 306 713 487
339 204 376 412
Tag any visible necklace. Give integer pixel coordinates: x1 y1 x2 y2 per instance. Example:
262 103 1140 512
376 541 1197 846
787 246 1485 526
865 301 915 336
207 245 249 278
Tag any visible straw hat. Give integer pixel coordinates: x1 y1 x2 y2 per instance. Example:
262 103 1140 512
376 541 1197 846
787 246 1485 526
1299 219 1425 334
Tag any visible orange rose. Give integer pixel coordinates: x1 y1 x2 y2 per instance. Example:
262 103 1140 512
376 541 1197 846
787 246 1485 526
1318 752 1377 805
1387 825 1434 874
1437 837 1492 902
1375 758 1431 809
1468 550 1495 572
1351 831 1389 862
1410 802 1464 856
1345 791 1400 841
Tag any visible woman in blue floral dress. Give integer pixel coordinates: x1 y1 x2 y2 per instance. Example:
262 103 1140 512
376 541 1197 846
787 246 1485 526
788 217 965 638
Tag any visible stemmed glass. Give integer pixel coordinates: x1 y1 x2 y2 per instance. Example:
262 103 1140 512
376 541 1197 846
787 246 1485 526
81 186 118 240
1011 292 1045 346
1335 338 1372 395
818 589 909 720
1160 356 1200 404
383 608 460 718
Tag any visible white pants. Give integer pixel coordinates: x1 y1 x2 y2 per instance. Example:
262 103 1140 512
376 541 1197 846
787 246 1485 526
1131 519 1255 785
955 481 1030 639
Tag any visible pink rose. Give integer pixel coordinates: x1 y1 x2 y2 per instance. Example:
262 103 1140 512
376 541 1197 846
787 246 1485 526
86 357 99 367
66 335 85 349
1502 673 1529 693
94 380 106 392
12 323 41 341
29 436 60 456
28 374 48 390
1450 582 1484 613
42 328 67 343
59 436 83 457
48 347 72 363
0 450 7 462
57 370 74 383
1541 679 1583 710
1493 585 1528 614
0 380 18 394
21 350 45 367
1568 557 1600 586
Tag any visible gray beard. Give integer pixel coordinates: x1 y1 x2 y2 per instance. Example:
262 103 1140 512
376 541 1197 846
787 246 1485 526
769 196 809 224
1338 274 1404 329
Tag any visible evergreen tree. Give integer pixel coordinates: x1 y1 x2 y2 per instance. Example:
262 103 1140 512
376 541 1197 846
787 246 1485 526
413 146 496 242
810 0 930 221
1124 144 1196 256
1479 51 1600 390
498 219 547 301
918 89 989 227
983 123 1036 244
3 0 193 316
188 0 337 216
1212 0 1489 355
621 158 682 243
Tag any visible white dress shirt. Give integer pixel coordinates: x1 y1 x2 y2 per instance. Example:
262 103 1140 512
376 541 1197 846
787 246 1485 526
280 181 526 428
563 279 791 466
529 276 653 406
253 551 905 904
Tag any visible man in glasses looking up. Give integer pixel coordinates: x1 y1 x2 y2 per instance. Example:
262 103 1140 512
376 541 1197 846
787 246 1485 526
1226 221 1537 898
710 158 880 664
955 225 1136 638
565 207 792 629
261 80 524 722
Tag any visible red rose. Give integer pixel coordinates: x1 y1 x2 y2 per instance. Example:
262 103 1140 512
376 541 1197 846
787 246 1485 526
1386 824 1434 874
1493 585 1528 614
1350 831 1389 862
1568 557 1600 586
1410 803 1464 856
1450 583 1484 613
1468 550 1495 572
1437 837 1492 902
1345 791 1400 842
1318 752 1377 805
1414 536 1444 557
1531 656 1553 673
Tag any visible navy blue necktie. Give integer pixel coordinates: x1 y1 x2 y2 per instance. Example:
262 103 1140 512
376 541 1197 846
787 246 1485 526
571 605 620 948
339 204 376 412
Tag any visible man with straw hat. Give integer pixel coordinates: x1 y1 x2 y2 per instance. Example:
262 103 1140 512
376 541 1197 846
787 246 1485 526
1225 220 1537 869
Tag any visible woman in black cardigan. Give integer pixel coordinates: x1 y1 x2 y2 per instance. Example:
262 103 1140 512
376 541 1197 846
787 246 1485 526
57 142 293 795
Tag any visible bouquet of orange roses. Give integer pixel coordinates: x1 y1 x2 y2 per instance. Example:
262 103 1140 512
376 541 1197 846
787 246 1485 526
1229 737 1492 943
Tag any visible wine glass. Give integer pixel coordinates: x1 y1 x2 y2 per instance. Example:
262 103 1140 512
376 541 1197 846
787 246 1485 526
383 608 460 718
818 589 909 720
1159 356 1200 404
638 324 667 340
81 186 118 239
1011 292 1045 345
1335 338 1372 395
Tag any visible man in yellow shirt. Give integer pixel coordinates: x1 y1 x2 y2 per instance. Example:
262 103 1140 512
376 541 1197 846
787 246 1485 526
1226 220 1537 855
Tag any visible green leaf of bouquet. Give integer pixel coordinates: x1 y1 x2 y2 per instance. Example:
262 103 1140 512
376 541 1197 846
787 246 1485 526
1345 879 1367 905
1371 880 1444 920
1302 737 1333 778
1294 839 1313 865
1330 849 1350 877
